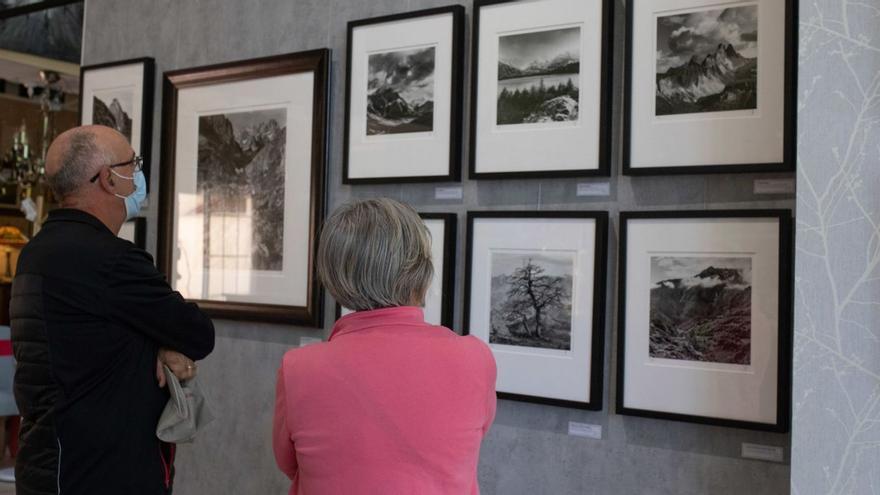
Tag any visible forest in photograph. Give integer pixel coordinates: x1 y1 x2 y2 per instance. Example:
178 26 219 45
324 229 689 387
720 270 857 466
497 26 581 125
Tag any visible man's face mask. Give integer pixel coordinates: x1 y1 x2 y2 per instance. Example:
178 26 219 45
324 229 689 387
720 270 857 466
113 167 147 221
90 154 147 221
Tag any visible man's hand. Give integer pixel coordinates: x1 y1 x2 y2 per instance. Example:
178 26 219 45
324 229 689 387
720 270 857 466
156 348 197 388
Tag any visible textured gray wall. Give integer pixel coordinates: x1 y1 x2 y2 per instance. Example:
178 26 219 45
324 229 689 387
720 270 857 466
792 1 880 494
82 1 794 493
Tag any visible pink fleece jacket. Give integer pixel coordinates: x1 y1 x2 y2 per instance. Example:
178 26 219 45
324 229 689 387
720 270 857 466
273 306 497 495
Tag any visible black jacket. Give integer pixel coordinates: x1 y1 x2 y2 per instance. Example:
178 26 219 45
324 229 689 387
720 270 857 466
11 208 215 495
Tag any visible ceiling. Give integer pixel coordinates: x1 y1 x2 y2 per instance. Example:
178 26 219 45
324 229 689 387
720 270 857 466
0 49 78 94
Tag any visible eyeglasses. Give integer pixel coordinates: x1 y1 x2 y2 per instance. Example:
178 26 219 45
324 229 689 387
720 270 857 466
89 155 143 183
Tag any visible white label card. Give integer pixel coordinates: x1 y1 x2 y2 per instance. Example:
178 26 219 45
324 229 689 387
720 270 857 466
741 443 784 463
577 182 610 197
434 186 463 200
754 179 795 195
568 421 602 440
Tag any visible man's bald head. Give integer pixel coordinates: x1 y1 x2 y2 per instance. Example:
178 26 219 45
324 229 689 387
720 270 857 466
45 125 131 201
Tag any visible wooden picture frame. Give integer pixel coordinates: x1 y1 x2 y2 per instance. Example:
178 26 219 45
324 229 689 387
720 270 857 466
616 210 793 431
158 50 330 326
463 210 608 409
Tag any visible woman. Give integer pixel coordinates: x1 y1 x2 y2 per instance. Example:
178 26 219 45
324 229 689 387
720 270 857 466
273 198 496 495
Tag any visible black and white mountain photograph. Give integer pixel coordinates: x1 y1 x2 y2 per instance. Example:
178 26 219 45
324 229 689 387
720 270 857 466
489 251 574 350
366 46 435 135
656 5 758 116
497 26 580 125
197 108 287 271
92 90 133 141
650 256 752 365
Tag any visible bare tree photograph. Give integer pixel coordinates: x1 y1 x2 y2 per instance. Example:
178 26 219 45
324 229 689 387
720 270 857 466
656 5 758 116
197 108 286 271
497 26 580 125
366 46 435 135
650 256 752 365
489 250 574 350
92 89 133 141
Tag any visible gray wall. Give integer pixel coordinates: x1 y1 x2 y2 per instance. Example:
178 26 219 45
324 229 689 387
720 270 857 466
792 1 880 494
82 1 793 493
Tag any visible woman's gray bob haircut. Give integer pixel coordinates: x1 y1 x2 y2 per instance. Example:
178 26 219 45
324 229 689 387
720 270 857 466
317 198 434 311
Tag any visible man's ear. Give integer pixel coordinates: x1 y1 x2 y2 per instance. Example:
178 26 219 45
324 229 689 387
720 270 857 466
96 167 116 194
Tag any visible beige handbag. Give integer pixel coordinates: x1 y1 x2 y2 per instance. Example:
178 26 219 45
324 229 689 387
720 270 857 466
156 365 215 443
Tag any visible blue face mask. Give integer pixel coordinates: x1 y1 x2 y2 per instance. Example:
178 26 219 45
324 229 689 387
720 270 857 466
113 169 147 220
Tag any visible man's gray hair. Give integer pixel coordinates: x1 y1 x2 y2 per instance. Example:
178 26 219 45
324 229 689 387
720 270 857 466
317 198 434 311
47 131 112 200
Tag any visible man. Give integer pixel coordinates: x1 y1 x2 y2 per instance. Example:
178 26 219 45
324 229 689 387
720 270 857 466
11 125 215 495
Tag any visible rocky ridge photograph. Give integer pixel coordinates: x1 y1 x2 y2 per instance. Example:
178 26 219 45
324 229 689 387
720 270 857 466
366 46 435 135
655 6 758 116
649 256 752 365
93 92 133 141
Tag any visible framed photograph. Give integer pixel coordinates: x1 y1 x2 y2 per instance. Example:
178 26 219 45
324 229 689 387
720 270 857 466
617 210 793 431
118 217 146 250
80 58 155 190
157 50 329 326
343 6 464 183
337 212 457 328
464 211 608 409
469 0 613 179
624 0 796 174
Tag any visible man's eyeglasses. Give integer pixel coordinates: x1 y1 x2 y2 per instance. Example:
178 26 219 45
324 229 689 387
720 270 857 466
89 155 143 183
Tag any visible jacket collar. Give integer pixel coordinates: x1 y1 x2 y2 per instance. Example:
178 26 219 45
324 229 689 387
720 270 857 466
329 306 426 341
44 208 113 235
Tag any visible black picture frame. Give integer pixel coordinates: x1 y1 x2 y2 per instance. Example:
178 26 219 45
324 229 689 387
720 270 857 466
335 212 457 329
120 217 147 250
463 210 608 410
157 50 330 327
79 57 156 192
343 5 465 184
616 209 793 432
622 0 797 175
468 0 614 180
